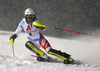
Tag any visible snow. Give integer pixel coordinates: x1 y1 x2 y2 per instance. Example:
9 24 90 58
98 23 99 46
0 30 100 71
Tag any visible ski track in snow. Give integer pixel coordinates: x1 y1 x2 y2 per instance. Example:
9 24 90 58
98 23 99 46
0 30 100 71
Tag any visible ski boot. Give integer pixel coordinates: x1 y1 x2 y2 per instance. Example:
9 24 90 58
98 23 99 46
37 57 47 61
37 54 50 62
63 57 74 64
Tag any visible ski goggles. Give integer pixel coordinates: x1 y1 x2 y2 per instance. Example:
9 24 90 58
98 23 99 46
26 15 35 19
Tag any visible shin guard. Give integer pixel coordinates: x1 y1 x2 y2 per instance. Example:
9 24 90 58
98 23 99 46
48 49 71 60
25 41 45 56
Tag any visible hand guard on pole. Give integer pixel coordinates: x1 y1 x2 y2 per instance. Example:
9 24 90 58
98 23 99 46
33 21 45 28
9 34 17 44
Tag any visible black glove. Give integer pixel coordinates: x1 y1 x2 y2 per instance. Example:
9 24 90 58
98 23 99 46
9 34 17 43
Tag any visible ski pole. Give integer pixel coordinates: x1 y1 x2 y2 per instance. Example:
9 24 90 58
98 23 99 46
12 43 15 57
46 26 92 36
31 54 38 58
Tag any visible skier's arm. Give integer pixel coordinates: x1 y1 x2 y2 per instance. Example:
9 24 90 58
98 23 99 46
33 21 45 31
14 25 23 36
9 22 23 43
9 34 17 44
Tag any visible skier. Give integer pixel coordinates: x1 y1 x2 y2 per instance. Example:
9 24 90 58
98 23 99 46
9 8 73 64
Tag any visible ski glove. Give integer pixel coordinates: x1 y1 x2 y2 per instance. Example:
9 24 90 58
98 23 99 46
9 34 17 44
33 21 45 28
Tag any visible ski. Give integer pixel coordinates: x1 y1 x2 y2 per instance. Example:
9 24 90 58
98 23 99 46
31 54 48 61
30 54 81 64
31 54 58 62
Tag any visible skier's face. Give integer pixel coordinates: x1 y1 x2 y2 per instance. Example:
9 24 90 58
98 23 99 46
26 15 35 23
27 18 33 23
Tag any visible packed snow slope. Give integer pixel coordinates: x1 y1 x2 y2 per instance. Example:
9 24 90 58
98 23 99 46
0 30 100 71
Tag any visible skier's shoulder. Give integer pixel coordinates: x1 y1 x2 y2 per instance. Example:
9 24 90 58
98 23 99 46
18 18 26 28
19 18 26 24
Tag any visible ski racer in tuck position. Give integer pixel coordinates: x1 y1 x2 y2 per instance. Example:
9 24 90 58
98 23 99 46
9 8 74 64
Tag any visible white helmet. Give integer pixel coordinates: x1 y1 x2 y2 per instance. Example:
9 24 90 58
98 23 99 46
25 8 36 16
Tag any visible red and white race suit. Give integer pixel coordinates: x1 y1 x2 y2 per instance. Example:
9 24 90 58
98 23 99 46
14 18 52 52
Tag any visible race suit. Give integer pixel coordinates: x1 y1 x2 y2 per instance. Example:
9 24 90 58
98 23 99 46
14 18 52 52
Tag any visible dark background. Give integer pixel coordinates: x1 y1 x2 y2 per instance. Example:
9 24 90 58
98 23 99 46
0 0 100 38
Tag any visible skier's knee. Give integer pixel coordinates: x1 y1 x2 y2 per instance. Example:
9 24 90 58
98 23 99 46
25 41 33 50
25 41 45 56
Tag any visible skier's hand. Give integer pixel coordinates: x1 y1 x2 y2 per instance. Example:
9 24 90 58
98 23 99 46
33 21 45 28
9 34 17 44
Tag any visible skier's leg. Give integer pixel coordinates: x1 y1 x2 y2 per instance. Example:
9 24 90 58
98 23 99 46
39 34 72 62
39 33 52 52
48 49 74 64
25 41 49 60
48 49 70 60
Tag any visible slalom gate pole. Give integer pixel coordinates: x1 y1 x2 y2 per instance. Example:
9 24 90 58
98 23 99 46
46 26 92 36
12 43 15 57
